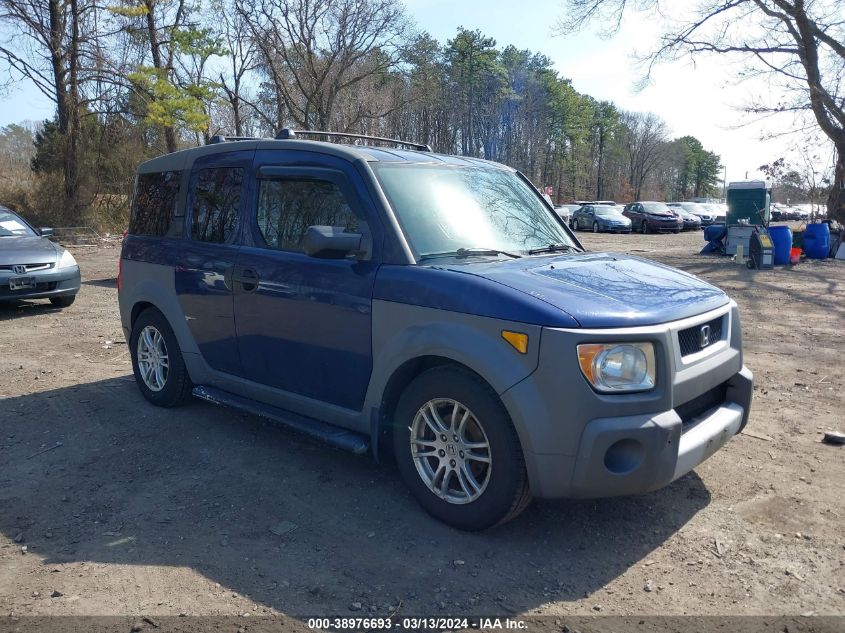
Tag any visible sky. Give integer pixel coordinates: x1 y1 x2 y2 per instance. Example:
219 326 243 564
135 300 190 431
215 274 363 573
0 0 820 183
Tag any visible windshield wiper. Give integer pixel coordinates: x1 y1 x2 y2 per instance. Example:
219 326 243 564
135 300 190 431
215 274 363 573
419 247 522 261
527 243 580 255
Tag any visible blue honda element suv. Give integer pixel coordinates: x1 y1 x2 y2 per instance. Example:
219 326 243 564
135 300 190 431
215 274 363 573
118 130 753 530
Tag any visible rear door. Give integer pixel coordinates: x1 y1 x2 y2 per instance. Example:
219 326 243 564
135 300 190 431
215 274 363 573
176 150 253 375
233 151 381 411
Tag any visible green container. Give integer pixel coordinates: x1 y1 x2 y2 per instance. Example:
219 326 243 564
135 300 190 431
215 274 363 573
727 181 770 225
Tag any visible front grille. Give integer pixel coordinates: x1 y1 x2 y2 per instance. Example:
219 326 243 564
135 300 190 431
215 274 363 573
0 262 54 272
678 316 724 357
676 381 728 426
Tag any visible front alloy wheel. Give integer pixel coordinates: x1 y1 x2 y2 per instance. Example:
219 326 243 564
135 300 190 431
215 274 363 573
641 220 649 234
410 398 492 504
592 221 600 233
393 366 531 530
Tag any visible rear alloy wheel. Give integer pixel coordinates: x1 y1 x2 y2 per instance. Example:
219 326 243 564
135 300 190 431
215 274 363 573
592 221 600 233
393 366 531 530
130 307 193 407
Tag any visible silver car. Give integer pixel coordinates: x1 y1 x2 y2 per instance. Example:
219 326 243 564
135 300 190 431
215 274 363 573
0 207 80 307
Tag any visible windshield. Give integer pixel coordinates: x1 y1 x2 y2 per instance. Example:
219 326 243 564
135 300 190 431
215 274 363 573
642 202 672 214
372 164 576 257
0 210 37 237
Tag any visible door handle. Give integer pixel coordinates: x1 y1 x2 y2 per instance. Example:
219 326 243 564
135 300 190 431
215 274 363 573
233 267 259 292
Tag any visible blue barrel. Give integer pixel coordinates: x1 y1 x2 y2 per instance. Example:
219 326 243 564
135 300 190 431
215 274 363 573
804 223 830 259
704 224 727 242
768 226 792 265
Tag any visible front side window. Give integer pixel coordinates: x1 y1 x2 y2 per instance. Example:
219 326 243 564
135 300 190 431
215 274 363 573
256 178 360 253
130 171 182 237
372 164 574 257
191 167 243 243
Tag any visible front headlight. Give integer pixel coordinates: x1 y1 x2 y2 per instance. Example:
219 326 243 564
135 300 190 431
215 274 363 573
57 249 78 269
577 342 656 393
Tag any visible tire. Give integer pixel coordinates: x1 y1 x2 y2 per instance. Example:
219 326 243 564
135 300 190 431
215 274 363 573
592 222 600 233
570 219 578 231
641 220 649 234
130 307 193 407
49 295 76 308
393 366 531 531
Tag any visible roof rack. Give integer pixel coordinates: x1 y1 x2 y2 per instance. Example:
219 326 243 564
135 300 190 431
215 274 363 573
208 134 261 144
276 128 432 152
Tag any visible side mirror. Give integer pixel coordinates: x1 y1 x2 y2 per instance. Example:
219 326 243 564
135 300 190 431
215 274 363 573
40 227 54 237
303 225 365 259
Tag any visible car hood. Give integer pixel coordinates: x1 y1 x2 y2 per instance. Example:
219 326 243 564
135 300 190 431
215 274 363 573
448 252 730 327
0 236 60 265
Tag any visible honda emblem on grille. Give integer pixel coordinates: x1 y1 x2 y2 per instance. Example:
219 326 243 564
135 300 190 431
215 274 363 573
699 324 712 348
12 265 26 275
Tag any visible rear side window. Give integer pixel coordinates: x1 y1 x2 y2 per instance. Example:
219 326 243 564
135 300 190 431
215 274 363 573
191 167 243 243
130 171 182 236
256 179 360 252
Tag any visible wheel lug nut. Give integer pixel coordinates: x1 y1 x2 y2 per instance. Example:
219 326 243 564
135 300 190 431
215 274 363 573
441 434 447 442
459 451 464 458
449 459 456 468
453 435 458 442
438 449 445 457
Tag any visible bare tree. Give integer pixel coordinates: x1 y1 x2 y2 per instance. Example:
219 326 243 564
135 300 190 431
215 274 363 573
557 0 845 221
620 110 669 199
212 0 258 137
239 0 408 131
0 0 100 217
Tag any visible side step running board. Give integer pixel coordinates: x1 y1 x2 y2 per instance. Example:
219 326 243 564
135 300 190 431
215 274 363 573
192 386 370 455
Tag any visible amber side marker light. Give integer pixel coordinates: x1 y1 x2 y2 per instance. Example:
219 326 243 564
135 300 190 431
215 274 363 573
501 330 528 354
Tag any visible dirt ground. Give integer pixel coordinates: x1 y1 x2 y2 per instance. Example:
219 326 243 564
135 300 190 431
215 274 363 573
1 226 843 622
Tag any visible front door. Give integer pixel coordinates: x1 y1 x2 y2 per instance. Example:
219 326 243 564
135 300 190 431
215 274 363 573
233 154 380 412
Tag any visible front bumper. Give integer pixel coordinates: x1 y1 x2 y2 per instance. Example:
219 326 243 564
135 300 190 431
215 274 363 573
648 220 682 232
0 266 80 301
567 366 751 497
500 302 751 499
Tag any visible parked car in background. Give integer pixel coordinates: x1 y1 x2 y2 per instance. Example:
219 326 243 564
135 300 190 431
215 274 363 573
694 203 723 225
571 204 632 233
667 204 703 231
623 202 683 234
554 204 581 223
0 206 80 307
118 131 753 530
707 203 727 223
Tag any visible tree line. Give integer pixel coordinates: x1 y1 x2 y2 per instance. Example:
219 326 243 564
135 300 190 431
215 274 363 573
0 0 725 230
